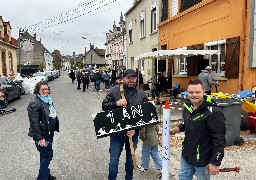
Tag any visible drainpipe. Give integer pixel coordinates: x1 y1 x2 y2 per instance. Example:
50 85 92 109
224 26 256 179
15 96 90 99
239 0 248 91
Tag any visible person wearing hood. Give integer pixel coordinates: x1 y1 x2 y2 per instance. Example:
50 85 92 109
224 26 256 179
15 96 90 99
198 66 219 95
102 69 148 180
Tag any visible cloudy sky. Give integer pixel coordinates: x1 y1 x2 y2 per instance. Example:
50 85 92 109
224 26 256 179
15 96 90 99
1 0 133 56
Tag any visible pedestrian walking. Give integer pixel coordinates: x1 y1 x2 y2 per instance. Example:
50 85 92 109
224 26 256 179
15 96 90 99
69 70 76 84
138 123 162 177
198 66 219 95
110 69 117 87
81 70 90 92
27 81 59 180
76 70 82 90
102 69 148 180
170 79 226 180
102 71 110 90
93 70 101 91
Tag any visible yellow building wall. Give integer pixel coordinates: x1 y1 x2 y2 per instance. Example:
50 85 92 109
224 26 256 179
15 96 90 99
159 0 255 94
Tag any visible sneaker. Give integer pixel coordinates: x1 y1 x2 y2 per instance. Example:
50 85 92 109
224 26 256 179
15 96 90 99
137 165 148 172
157 171 162 178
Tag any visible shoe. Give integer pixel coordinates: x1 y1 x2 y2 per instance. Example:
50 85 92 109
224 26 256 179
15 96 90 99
158 171 162 178
138 166 148 172
48 175 56 180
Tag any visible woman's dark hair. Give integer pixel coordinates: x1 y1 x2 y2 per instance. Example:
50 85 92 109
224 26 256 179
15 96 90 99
33 81 49 94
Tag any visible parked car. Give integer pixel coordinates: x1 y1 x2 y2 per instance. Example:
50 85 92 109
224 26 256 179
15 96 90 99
45 71 55 81
32 72 48 82
0 76 22 108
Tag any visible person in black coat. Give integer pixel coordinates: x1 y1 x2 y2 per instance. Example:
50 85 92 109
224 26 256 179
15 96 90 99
27 81 59 180
69 70 76 83
81 70 90 92
76 70 82 90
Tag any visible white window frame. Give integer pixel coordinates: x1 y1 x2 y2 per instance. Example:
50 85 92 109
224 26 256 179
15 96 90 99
171 0 179 17
128 20 133 43
176 47 188 75
151 6 157 33
205 40 226 77
140 11 145 38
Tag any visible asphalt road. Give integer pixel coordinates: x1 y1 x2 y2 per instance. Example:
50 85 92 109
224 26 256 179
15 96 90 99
0 72 163 180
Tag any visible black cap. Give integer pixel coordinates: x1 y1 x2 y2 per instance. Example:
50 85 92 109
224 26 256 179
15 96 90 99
123 69 137 78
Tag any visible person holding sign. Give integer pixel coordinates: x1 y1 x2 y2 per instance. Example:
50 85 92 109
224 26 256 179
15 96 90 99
102 69 148 180
170 79 226 180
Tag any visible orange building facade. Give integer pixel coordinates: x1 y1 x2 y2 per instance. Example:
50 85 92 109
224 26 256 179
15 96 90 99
158 0 255 94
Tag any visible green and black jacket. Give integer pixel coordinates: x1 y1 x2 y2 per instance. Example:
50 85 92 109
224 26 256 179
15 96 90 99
179 97 226 167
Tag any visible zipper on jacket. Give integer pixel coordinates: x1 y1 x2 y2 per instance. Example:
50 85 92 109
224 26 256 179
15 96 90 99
196 145 200 161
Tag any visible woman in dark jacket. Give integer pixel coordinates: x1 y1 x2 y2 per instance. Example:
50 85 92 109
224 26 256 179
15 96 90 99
27 81 59 180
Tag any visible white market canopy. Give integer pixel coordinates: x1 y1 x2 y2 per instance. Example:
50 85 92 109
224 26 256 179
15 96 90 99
134 50 220 61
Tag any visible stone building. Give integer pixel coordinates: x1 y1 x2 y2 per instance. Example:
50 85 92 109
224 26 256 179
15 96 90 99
17 30 53 71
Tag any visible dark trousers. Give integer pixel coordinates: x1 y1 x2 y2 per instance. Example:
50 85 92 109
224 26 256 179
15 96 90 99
35 130 54 180
77 80 81 89
82 83 89 91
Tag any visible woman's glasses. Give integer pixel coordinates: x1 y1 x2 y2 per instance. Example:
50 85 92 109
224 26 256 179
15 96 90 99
40 88 49 91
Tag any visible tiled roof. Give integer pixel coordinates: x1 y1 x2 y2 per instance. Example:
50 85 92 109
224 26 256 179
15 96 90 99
94 49 106 56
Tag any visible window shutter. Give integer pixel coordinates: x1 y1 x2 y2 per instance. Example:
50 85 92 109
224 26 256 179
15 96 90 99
187 44 204 76
225 37 240 79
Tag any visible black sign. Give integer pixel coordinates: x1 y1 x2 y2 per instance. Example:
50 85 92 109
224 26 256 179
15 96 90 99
93 102 158 138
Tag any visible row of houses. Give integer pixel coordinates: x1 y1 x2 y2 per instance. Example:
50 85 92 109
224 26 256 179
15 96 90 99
1 0 256 94
107 0 256 94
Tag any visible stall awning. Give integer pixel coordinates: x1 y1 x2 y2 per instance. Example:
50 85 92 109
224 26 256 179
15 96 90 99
134 50 220 61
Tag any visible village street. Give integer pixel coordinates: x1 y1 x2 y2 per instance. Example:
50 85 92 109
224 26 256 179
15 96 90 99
0 71 256 180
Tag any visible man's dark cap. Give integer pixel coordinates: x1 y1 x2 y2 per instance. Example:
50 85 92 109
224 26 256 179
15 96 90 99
123 69 137 78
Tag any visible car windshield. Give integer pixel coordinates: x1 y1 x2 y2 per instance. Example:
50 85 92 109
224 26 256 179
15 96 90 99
33 72 45 76
45 71 52 75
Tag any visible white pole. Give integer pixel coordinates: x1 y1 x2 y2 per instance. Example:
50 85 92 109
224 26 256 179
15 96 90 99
162 100 171 180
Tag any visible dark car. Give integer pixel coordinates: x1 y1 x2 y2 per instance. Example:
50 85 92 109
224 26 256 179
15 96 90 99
0 77 22 108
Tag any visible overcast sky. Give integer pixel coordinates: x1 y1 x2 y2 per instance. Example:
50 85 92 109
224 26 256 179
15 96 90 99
1 0 133 56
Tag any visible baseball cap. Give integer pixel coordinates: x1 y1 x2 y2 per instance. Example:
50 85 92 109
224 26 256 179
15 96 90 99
205 66 212 70
123 69 137 78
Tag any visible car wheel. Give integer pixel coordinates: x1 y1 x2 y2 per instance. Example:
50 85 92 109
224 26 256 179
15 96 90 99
3 95 8 108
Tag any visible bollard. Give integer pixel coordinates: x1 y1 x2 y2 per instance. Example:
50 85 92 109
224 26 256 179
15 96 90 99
162 99 171 180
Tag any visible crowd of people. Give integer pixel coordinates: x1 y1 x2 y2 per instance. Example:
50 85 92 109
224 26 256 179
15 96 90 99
27 66 225 180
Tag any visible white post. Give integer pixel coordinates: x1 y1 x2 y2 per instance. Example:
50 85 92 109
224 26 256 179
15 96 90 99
162 100 171 180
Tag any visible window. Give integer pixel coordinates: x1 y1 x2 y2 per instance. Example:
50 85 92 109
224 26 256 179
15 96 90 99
171 0 179 17
180 0 204 13
178 58 187 74
131 57 134 68
206 40 226 76
151 6 157 33
128 21 133 43
140 11 145 38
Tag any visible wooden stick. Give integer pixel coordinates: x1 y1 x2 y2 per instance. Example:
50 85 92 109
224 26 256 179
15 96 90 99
129 136 137 171
120 85 137 171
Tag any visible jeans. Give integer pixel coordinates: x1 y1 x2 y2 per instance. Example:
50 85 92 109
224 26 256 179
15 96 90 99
95 80 101 91
35 131 54 180
108 133 139 180
178 155 210 180
104 80 110 89
141 144 162 170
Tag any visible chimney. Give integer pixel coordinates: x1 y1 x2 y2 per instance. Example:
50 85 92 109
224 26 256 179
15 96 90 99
33 33 36 40
85 47 86 55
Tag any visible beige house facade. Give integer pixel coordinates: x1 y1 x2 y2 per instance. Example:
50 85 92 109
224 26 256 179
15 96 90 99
125 0 161 84
0 16 18 78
